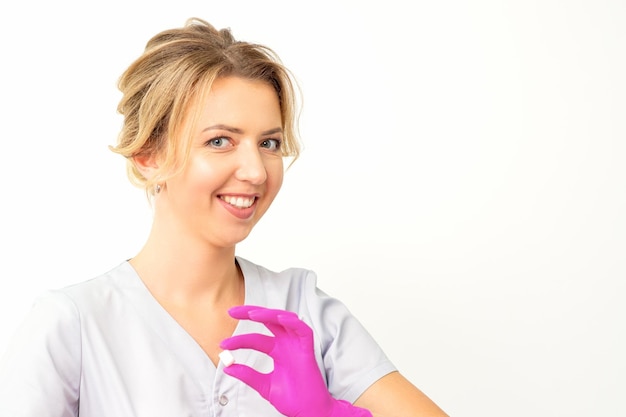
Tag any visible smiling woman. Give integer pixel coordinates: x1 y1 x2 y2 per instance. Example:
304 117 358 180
109 18 300 196
0 17 447 417
133 76 286 248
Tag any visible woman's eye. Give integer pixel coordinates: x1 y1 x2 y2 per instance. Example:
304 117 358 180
206 137 231 148
260 138 282 152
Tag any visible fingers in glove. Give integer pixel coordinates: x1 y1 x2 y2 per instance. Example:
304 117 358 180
220 333 275 355
227 305 265 320
247 307 298 324
229 305 298 322
276 313 314 347
228 306 301 338
245 308 314 347
247 308 300 338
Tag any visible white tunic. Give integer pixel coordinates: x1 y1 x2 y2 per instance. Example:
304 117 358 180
0 258 396 416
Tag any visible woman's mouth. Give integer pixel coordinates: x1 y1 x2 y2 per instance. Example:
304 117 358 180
219 195 256 209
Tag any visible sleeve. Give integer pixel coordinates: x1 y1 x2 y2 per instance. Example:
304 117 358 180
0 291 81 417
299 271 397 404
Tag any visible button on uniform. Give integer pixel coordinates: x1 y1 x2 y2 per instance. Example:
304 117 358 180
218 394 229 406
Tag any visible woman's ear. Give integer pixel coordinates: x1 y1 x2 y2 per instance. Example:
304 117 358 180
132 153 160 181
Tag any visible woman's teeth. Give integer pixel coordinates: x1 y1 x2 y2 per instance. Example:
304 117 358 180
220 195 255 208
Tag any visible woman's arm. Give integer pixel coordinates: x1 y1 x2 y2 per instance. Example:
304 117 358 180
222 306 448 417
354 371 449 417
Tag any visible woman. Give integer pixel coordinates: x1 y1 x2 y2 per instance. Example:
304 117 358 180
0 18 447 417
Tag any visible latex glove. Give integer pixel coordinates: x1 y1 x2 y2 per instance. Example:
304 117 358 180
220 305 372 417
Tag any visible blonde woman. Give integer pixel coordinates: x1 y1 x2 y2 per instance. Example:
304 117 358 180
0 18 447 417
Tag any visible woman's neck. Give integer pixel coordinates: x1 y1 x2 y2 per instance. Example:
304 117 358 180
129 227 243 308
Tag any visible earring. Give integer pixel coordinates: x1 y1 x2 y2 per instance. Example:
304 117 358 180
155 184 162 194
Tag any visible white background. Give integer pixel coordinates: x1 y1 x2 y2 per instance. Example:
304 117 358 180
0 1 624 416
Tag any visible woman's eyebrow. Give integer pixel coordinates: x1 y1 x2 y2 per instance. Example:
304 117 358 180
202 124 283 136
202 124 243 134
261 127 283 135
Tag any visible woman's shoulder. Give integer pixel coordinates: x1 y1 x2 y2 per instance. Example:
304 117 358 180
38 261 140 313
236 256 326 308
236 256 318 285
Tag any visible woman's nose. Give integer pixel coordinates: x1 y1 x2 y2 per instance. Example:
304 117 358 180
234 144 267 184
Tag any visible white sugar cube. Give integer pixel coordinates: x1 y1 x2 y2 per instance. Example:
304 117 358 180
219 350 235 367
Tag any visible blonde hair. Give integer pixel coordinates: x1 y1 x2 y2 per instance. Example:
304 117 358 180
110 18 301 195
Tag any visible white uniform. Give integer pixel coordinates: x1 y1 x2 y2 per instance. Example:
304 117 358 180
0 257 396 417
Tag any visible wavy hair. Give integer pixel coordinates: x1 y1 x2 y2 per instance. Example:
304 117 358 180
110 18 301 195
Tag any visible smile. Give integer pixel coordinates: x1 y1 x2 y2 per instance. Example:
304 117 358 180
219 195 256 209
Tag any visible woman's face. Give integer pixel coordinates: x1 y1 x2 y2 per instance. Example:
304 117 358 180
159 76 284 249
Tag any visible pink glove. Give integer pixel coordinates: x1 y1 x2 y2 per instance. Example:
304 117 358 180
220 305 372 417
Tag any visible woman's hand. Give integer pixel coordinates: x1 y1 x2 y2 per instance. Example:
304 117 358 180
220 305 372 417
